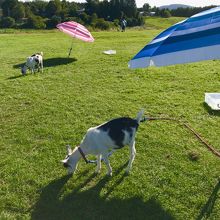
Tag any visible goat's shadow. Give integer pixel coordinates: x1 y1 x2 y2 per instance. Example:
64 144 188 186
196 179 220 220
31 162 175 220
9 58 77 80
13 57 77 69
7 75 24 80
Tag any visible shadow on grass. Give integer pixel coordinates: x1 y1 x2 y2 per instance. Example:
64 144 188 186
43 57 77 68
13 57 77 69
9 58 77 80
196 180 220 220
7 75 25 80
31 162 175 220
203 103 220 117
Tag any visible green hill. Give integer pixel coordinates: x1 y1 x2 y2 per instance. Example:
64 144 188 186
145 16 186 29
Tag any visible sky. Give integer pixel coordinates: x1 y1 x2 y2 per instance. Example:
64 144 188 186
70 0 220 8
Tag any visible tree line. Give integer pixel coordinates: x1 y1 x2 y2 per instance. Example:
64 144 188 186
0 0 144 30
0 0 217 30
140 3 217 18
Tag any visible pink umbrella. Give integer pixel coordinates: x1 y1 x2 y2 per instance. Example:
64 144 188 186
56 21 94 57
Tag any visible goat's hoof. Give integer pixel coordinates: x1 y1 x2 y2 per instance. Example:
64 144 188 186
125 169 130 175
107 172 112 176
67 172 73 177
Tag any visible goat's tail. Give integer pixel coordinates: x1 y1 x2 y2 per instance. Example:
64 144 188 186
136 109 144 124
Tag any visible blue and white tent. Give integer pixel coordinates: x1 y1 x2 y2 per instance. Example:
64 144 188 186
129 6 220 68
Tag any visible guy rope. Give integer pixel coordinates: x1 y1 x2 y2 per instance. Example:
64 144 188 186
141 116 220 158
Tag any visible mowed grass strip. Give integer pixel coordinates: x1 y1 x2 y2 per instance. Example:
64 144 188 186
0 27 220 219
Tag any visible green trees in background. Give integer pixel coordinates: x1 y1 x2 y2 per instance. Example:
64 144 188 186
170 6 215 17
160 9 171 18
11 3 25 21
0 0 144 29
1 0 18 17
0 0 216 30
0 16 15 28
26 15 46 29
45 0 62 18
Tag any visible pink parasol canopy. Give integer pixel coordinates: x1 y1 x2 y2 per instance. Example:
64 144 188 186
56 21 94 42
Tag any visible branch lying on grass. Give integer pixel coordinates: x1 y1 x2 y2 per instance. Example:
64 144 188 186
142 116 220 159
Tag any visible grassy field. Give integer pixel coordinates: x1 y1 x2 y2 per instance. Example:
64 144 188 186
1 20 220 219
145 16 185 29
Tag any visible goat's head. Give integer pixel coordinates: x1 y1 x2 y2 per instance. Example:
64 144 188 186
61 145 81 175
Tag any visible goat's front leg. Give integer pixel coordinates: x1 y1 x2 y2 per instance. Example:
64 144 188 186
103 154 112 176
95 154 101 174
41 61 43 73
126 140 136 174
38 64 42 73
31 67 35 74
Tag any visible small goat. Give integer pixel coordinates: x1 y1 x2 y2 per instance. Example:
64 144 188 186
21 52 43 75
61 110 144 176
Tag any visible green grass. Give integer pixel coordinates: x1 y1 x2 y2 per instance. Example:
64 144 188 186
145 16 185 29
1 25 220 220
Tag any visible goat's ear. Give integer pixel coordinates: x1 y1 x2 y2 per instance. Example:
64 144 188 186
66 145 72 155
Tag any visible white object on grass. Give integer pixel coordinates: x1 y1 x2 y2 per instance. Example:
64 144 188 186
103 50 116 55
205 93 220 110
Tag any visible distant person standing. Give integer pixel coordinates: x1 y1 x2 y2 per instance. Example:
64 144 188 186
120 18 127 32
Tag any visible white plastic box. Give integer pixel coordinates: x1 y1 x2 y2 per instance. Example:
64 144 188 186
205 93 220 110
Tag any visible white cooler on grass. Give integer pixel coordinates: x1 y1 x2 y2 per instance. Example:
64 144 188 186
205 93 220 110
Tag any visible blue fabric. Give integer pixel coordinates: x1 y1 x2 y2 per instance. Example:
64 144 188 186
134 26 220 59
131 6 220 66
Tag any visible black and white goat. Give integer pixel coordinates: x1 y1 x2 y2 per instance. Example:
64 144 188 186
21 52 43 75
61 110 144 176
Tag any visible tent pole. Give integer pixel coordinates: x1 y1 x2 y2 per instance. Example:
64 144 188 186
68 39 73 58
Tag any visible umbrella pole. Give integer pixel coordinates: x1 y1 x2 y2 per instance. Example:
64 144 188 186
68 39 73 58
